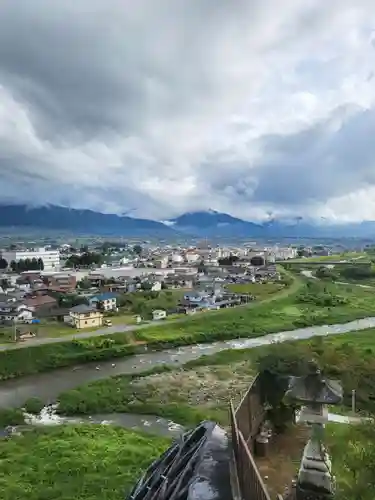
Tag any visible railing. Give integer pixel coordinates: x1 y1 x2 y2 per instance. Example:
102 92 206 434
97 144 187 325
230 376 272 500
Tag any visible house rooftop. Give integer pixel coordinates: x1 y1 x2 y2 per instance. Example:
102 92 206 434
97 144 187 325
24 295 57 308
70 304 97 314
90 292 118 301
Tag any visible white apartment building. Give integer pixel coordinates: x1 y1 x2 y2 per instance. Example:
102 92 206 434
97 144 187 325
1 248 60 272
267 246 298 261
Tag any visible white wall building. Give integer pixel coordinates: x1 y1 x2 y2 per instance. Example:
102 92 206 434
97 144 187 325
1 248 60 272
185 251 201 263
267 246 298 261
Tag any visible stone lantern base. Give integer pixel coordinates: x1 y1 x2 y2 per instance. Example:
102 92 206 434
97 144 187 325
296 484 334 500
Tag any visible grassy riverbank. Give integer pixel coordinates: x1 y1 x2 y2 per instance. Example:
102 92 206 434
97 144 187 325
326 423 375 499
1 277 375 381
56 328 375 426
0 425 170 500
285 251 368 263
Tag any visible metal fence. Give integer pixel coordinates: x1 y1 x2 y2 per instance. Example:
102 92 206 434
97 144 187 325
230 375 272 500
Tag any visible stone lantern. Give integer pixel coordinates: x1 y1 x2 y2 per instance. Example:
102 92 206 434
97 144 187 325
285 361 343 500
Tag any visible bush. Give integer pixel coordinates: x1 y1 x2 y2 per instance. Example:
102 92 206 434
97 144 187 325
23 397 44 414
340 265 374 281
0 408 25 427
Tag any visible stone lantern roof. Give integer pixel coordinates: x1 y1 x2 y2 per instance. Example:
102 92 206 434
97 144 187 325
285 361 343 405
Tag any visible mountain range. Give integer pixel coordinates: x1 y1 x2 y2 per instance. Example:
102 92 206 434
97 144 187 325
0 204 175 237
0 204 375 239
166 210 375 239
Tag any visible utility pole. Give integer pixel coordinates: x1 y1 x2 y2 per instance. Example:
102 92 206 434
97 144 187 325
351 389 356 414
13 320 17 343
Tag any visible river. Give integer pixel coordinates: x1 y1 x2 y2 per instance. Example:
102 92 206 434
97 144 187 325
2 316 375 409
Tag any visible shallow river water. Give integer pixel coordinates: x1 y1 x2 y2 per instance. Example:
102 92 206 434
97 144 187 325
2 316 375 409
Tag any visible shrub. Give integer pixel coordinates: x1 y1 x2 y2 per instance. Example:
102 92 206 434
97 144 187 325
23 397 45 414
0 408 25 427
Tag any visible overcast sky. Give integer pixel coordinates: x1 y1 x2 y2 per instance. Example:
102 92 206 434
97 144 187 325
1 1 375 222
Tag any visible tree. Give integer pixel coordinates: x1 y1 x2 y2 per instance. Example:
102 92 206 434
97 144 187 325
29 258 37 270
24 258 32 271
66 252 103 268
256 345 310 432
197 260 206 274
77 278 91 290
315 266 338 281
340 265 374 281
133 245 142 256
0 278 10 289
0 258 8 270
10 260 17 272
54 293 88 309
65 254 80 268
141 282 153 291
218 254 239 266
37 258 44 271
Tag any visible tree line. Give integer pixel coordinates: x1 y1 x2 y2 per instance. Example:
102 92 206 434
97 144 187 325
0 258 45 272
65 252 104 268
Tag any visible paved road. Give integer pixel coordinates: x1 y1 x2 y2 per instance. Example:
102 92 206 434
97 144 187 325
0 317 179 351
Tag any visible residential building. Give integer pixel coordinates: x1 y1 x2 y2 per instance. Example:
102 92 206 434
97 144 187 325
267 246 298 261
0 301 33 323
23 294 57 312
89 292 118 311
184 250 201 264
67 304 104 329
170 253 184 264
182 290 212 306
153 256 169 268
1 248 60 271
43 273 77 292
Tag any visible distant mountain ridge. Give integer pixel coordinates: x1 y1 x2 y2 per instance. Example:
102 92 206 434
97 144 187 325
0 204 176 236
167 210 375 238
1 205 375 239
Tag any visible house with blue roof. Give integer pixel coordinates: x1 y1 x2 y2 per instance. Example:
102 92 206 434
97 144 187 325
89 292 118 311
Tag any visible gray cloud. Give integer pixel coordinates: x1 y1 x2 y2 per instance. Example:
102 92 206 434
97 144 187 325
1 0 375 221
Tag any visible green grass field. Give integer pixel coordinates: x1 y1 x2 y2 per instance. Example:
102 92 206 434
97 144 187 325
226 282 285 299
0 425 170 500
286 251 368 263
136 279 375 344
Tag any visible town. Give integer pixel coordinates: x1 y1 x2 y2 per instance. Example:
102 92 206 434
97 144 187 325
0 241 292 341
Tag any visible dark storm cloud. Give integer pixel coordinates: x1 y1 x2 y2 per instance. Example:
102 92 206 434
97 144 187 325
250 107 375 205
0 0 374 220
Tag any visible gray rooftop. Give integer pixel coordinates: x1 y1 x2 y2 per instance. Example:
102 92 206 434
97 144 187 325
69 304 97 314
